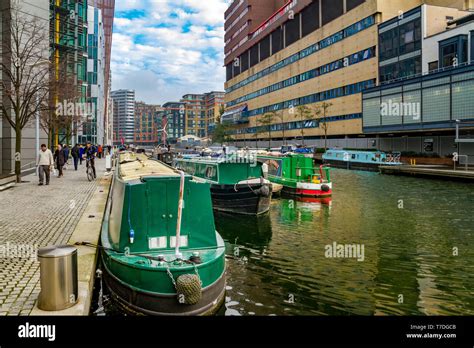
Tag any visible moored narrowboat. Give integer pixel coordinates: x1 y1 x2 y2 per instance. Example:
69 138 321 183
322 149 402 171
257 153 333 198
174 154 272 215
101 152 226 316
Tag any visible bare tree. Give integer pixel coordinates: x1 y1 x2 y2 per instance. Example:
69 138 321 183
0 3 50 183
258 112 277 150
318 102 333 151
44 60 86 147
274 109 286 146
297 105 318 146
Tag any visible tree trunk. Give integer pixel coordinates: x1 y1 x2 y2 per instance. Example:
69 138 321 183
324 132 328 151
301 128 305 146
15 125 22 183
268 130 271 149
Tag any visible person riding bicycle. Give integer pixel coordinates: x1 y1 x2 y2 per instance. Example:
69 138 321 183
85 142 97 179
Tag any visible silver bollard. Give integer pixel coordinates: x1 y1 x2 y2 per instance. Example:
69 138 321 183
37 245 78 311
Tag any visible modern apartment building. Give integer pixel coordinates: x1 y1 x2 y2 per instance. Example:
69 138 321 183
204 91 226 134
223 0 472 147
111 89 135 145
134 102 161 146
89 0 115 109
362 6 474 160
51 0 89 146
77 5 106 145
0 0 49 175
181 94 207 138
161 102 186 144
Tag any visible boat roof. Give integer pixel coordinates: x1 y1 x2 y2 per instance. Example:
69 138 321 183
119 152 180 181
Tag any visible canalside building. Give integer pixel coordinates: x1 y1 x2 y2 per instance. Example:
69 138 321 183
223 0 473 148
363 5 474 162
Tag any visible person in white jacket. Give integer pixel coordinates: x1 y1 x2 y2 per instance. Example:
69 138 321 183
37 144 54 186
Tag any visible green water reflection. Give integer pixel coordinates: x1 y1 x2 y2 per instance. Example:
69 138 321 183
218 169 474 316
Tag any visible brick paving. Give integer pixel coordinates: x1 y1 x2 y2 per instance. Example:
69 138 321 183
0 158 106 315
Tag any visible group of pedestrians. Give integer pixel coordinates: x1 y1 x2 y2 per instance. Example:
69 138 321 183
37 142 112 186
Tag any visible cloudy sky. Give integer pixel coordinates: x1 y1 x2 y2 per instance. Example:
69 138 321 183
111 0 231 105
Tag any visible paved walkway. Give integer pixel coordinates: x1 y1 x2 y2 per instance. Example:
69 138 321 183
0 158 107 315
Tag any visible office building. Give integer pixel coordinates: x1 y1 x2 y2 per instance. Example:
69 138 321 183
223 0 472 147
363 6 474 159
134 102 161 147
111 89 135 145
0 0 49 175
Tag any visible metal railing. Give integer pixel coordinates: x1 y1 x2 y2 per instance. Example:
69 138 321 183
380 62 473 86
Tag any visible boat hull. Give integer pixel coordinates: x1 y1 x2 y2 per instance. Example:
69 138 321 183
210 183 271 215
101 258 226 316
323 159 385 172
281 184 332 198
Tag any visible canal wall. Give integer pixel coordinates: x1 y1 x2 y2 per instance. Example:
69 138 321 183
233 135 474 163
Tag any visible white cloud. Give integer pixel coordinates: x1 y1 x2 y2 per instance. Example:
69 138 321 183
112 0 231 104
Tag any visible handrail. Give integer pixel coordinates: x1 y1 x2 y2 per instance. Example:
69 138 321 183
380 62 473 86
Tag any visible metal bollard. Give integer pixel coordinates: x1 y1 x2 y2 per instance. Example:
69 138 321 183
106 154 112 172
37 245 78 311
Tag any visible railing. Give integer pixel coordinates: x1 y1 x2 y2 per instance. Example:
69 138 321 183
380 62 473 86
9 161 37 175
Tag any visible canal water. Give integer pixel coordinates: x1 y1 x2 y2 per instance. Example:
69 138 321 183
92 169 474 316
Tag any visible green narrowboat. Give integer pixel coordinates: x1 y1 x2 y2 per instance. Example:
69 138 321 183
257 153 333 198
174 154 272 215
101 152 226 316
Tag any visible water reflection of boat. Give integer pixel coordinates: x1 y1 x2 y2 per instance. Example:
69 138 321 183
279 197 331 223
295 196 332 206
214 211 273 249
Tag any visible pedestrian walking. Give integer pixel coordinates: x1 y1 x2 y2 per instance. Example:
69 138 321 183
98 144 103 159
54 145 66 178
37 144 53 186
71 144 80 171
63 145 70 164
86 142 97 179
79 145 85 165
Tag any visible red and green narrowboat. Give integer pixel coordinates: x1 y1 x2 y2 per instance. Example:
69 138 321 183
100 152 226 316
258 153 333 198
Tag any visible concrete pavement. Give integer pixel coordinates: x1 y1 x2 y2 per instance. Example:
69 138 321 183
0 158 108 315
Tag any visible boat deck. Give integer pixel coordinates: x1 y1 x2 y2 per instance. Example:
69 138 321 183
119 153 180 181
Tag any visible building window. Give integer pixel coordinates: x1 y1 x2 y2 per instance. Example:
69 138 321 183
322 0 343 26
347 0 365 12
260 35 270 61
439 35 468 68
302 0 319 37
285 13 300 47
428 61 439 72
271 27 283 55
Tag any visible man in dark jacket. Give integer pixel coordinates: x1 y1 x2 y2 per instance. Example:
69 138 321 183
71 144 80 171
54 145 66 178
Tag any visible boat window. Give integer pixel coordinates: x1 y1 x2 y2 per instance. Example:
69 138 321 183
352 154 356 159
206 166 216 179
